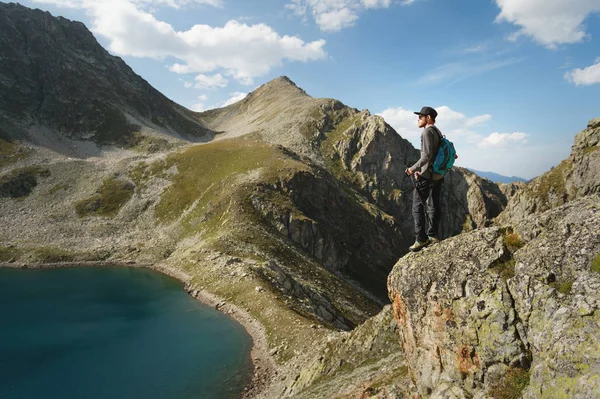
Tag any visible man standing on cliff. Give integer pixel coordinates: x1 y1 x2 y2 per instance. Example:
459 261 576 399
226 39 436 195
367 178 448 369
405 106 445 252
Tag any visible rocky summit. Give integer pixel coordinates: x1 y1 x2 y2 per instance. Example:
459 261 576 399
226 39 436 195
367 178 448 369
1 3 599 399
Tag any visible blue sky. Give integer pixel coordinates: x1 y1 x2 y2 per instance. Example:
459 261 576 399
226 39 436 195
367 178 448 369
13 0 600 179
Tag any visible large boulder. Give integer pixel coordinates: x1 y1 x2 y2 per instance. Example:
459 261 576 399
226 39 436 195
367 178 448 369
388 195 600 398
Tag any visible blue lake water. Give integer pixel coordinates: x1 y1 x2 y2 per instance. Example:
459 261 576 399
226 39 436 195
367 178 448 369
0 267 253 399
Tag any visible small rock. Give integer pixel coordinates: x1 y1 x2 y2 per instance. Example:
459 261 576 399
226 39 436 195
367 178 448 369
269 347 279 356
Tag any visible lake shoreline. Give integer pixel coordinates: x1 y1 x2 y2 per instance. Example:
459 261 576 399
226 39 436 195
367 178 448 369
0 260 277 399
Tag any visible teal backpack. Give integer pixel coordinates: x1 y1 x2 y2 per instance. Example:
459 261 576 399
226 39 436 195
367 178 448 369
431 127 457 175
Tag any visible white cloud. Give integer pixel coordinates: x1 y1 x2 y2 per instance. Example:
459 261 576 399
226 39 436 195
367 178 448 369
32 0 327 86
377 107 418 138
462 44 488 54
221 92 248 107
286 0 393 31
192 73 229 89
191 94 208 112
377 106 491 142
494 0 600 48
478 132 529 148
565 58 600 86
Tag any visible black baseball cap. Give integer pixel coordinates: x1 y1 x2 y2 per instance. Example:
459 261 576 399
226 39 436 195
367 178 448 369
414 106 438 119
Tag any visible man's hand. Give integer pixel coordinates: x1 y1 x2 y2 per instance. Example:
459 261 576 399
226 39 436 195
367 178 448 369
405 168 413 176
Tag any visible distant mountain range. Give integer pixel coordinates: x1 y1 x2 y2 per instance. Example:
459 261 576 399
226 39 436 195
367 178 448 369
468 169 528 184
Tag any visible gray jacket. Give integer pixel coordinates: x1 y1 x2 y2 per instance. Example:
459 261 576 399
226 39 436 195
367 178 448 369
410 126 444 180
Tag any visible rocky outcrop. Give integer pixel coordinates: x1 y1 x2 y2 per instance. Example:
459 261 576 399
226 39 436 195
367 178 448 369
439 168 507 238
0 3 211 145
258 259 354 330
249 160 406 300
388 195 600 398
0 166 50 197
499 118 600 224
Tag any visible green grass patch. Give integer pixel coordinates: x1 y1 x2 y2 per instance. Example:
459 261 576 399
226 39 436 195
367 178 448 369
46 183 70 196
0 139 31 168
0 246 21 262
492 259 516 282
582 145 599 155
32 247 75 263
120 132 173 153
154 136 307 224
319 113 363 184
462 215 476 233
0 166 51 198
550 280 574 295
502 229 525 252
75 176 135 217
527 159 572 209
591 253 600 273
489 367 530 399
127 160 170 193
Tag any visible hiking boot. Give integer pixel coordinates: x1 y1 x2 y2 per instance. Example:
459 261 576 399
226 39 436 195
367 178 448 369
428 236 439 245
409 238 430 252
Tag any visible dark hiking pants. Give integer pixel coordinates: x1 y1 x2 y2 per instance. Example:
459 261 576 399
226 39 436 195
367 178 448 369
412 176 444 242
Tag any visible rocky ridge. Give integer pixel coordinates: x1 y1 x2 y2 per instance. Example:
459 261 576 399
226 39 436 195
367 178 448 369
499 118 600 224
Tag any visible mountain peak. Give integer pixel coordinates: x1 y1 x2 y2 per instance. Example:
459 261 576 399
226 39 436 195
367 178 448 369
248 76 309 100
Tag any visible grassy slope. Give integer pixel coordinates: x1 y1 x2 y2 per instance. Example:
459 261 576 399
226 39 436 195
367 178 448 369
129 135 384 364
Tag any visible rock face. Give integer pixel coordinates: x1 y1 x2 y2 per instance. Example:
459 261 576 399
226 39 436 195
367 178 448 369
0 2 210 144
439 167 507 238
388 196 600 398
250 164 406 300
499 118 600 224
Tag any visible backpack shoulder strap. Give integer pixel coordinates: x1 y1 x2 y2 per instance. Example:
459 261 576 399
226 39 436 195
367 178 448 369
431 125 444 140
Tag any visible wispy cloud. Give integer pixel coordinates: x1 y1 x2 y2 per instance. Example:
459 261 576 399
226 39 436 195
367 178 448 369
191 73 229 89
462 43 488 55
416 57 524 86
221 92 248 107
191 94 209 112
477 132 529 149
